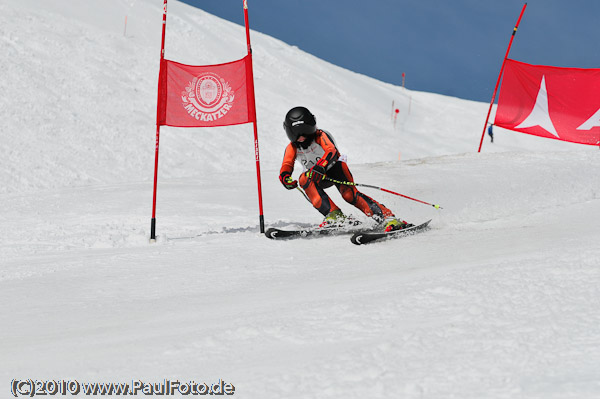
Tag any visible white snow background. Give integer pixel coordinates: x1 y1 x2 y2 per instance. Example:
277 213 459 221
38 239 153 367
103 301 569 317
1 0 599 398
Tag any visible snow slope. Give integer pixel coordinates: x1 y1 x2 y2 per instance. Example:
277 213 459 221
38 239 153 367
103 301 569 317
1 1 599 398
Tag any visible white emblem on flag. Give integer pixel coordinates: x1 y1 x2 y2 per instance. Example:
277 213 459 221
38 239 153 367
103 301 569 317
181 72 235 122
577 107 600 130
515 75 559 138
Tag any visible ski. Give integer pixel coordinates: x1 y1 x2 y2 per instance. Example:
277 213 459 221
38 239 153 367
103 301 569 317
265 219 366 240
350 219 432 245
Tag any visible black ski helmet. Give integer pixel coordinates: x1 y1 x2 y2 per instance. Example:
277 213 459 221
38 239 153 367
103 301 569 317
283 106 317 143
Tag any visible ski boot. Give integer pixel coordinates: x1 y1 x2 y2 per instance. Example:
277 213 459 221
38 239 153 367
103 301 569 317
319 209 346 228
383 217 414 232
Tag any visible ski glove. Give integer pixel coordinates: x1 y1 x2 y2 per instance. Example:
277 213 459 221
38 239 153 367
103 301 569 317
279 172 298 190
307 158 328 183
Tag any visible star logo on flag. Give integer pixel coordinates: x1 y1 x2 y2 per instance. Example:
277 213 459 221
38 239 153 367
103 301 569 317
515 75 560 138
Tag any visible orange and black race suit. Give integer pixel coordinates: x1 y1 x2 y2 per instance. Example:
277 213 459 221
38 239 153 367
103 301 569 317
279 129 394 219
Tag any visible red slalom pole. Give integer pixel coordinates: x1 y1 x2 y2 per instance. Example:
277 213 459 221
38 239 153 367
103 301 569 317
478 3 527 153
243 0 265 233
150 0 168 242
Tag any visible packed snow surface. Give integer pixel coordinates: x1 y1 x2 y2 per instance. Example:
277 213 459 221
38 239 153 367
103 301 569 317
1 1 599 398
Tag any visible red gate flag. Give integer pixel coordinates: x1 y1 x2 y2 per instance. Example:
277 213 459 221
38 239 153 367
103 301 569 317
151 0 265 241
157 56 255 128
494 59 600 146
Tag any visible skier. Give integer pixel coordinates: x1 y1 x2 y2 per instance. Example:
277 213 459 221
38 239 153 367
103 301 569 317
488 123 494 143
278 106 412 232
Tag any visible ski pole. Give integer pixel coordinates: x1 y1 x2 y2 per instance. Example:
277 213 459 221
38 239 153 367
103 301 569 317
323 176 442 209
296 186 311 203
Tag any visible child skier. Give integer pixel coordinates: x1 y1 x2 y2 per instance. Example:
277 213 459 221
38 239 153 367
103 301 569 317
279 106 411 231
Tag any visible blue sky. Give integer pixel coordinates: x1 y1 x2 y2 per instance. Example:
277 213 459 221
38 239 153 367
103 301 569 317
180 0 600 102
